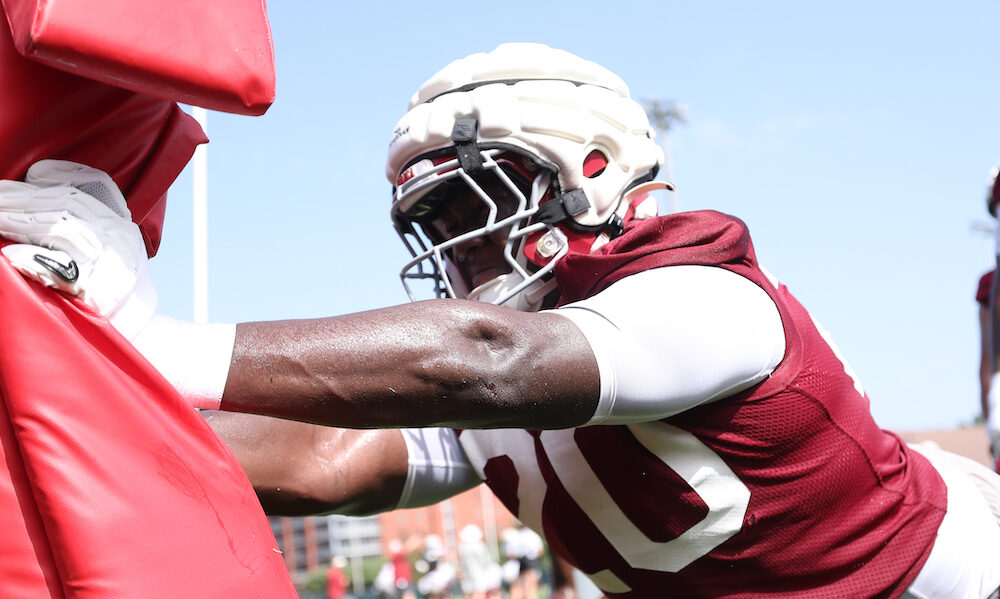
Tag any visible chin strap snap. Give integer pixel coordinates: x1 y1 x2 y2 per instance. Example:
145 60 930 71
603 214 625 239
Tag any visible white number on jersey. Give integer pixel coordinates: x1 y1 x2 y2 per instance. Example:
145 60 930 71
462 422 750 593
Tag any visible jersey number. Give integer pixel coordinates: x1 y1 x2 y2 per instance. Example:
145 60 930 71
485 423 750 593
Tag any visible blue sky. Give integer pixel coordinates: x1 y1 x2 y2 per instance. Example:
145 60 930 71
151 1 1000 432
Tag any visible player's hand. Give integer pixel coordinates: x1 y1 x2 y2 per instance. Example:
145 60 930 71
0 160 156 340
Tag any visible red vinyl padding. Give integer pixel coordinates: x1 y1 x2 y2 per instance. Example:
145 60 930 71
0 249 297 598
3 0 276 116
0 1 293 596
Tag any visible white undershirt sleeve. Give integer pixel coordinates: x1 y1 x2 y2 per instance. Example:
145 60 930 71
130 314 236 410
396 427 482 509
553 265 786 425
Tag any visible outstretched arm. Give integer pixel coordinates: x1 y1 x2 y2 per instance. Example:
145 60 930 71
221 300 600 430
203 411 410 516
0 163 779 433
0 162 601 430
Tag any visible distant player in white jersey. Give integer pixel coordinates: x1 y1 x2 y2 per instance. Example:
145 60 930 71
2 43 1000 598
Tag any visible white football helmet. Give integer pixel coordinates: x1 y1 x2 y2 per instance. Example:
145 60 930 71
387 43 669 311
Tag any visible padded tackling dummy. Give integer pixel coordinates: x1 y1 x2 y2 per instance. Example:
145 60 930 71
2 0 275 116
0 0 277 256
0 11 203 258
0 2 292 597
0 247 298 597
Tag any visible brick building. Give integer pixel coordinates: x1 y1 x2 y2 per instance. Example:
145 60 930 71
271 483 519 582
898 424 993 467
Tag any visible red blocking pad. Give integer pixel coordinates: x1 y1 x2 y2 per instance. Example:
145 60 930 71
0 253 297 598
2 0 276 115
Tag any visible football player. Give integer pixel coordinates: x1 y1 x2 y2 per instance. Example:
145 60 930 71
986 167 1000 473
3 43 1000 598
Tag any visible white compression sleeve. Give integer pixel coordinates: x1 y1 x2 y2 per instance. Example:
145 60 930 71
397 427 482 509
554 265 786 425
130 315 236 410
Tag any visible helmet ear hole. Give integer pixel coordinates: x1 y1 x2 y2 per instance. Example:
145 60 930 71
583 149 608 178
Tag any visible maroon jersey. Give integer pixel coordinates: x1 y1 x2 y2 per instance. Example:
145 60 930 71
458 211 945 598
978 270 995 306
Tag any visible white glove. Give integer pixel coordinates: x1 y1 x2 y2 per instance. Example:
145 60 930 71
0 159 156 340
0 160 235 411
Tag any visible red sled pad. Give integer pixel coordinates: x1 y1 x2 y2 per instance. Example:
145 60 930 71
0 249 298 598
2 0 276 115
0 16 207 257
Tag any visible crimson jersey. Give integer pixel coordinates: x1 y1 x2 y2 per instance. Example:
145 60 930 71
457 211 946 598
978 270 995 306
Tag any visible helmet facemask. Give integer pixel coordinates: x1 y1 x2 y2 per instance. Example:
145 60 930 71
393 148 564 312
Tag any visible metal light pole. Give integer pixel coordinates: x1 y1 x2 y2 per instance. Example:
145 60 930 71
192 107 209 324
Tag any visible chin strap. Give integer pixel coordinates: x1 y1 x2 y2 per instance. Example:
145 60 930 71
535 188 591 225
524 277 559 309
536 176 672 242
466 270 558 312
590 180 672 253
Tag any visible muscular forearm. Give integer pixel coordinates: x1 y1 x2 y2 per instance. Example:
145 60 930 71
204 411 408 516
220 299 599 429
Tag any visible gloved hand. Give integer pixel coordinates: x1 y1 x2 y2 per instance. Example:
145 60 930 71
0 159 157 340
0 159 235 411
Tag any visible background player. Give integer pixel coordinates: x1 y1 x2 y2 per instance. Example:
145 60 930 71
985 167 1000 473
